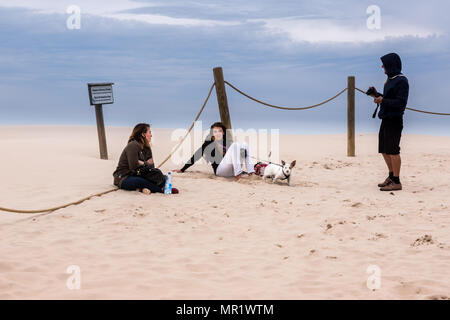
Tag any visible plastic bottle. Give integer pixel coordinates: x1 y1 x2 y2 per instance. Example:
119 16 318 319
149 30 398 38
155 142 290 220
164 172 172 194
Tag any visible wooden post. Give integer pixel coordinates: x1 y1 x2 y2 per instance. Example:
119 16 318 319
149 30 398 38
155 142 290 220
94 104 108 160
347 76 355 157
213 67 232 129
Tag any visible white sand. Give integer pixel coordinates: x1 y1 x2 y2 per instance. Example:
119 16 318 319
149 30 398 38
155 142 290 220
1 125 450 299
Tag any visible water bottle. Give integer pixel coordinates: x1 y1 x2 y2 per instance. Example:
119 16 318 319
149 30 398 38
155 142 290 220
164 171 172 194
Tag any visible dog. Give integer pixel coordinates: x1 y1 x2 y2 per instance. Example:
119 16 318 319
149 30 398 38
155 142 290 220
262 160 296 186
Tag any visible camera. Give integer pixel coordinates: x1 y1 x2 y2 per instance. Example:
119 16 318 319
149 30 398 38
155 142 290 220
366 87 382 118
366 86 382 98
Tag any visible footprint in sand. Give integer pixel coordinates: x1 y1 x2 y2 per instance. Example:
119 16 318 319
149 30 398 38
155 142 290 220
368 233 388 241
411 234 434 247
351 202 363 208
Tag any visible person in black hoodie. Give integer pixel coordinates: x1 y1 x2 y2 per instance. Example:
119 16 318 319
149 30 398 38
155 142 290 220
371 53 409 191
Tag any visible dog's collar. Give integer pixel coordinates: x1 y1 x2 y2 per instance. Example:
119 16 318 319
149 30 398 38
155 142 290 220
281 170 290 180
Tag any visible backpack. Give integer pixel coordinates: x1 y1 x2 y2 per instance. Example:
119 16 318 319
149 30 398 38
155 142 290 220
132 165 166 187
254 162 268 176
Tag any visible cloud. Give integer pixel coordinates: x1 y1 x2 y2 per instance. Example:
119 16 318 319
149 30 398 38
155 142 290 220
0 0 148 15
1 1 449 134
1 0 445 43
0 0 241 27
103 13 240 27
250 16 442 44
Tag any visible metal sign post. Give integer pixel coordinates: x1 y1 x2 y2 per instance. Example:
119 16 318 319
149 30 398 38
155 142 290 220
87 82 114 160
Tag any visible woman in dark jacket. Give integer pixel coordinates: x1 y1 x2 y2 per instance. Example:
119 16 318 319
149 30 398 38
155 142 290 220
174 122 255 180
113 123 179 194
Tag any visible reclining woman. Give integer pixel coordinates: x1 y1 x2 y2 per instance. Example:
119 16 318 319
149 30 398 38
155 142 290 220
174 122 255 180
113 123 179 194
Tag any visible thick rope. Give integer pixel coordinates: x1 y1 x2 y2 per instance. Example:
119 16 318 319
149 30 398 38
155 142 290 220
356 87 450 116
225 80 347 110
156 82 215 168
0 83 215 214
0 188 118 214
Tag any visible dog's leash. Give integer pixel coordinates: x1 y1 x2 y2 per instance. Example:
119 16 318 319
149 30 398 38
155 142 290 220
250 156 283 167
250 152 284 167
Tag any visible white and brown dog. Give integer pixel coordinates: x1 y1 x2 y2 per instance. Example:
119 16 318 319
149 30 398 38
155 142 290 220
262 160 296 186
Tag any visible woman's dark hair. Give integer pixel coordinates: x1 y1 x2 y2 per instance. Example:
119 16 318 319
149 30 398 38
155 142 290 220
202 122 232 164
129 123 150 148
209 122 227 141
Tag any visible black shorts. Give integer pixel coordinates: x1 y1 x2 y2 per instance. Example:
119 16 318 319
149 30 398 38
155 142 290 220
378 117 403 155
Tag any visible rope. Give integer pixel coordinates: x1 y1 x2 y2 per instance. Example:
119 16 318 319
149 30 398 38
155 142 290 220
225 80 347 111
0 189 118 214
0 82 215 214
156 82 215 168
4 80 447 215
356 87 450 116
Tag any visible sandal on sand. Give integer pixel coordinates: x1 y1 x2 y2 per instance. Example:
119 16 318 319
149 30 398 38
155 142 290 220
142 188 152 195
171 188 179 194
380 183 402 191
378 177 393 188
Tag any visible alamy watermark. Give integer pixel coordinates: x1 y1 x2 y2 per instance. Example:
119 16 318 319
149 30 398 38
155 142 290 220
66 5 81 30
167 121 280 166
366 264 381 290
366 5 381 30
66 265 81 290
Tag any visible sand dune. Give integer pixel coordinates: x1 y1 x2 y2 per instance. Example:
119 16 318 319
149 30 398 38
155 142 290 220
1 126 450 299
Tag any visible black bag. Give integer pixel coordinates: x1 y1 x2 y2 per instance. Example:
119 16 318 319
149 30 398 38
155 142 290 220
132 165 166 187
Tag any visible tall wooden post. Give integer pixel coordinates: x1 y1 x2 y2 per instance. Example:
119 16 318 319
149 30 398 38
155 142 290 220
347 76 355 157
95 104 108 160
213 67 232 129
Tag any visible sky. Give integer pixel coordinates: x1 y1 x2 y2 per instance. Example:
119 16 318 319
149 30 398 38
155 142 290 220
0 0 449 135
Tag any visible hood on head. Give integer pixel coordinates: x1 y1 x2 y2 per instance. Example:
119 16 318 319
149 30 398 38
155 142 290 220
381 53 402 78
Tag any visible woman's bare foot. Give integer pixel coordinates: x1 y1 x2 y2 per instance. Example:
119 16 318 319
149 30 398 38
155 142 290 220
235 174 242 181
142 188 151 195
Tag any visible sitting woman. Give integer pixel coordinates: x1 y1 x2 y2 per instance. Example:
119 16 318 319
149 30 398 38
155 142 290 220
174 122 255 180
113 123 178 194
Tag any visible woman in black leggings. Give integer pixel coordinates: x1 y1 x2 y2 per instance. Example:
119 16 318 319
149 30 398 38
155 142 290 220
113 123 179 194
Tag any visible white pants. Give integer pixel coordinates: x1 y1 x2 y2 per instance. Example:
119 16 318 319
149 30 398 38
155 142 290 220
216 142 255 177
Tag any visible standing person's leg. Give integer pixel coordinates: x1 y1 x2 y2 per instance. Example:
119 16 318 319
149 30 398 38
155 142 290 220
120 176 164 193
380 117 403 191
378 119 394 187
388 117 403 185
382 153 393 173
391 154 401 177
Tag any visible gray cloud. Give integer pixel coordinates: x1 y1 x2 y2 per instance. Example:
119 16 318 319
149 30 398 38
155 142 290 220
0 1 449 135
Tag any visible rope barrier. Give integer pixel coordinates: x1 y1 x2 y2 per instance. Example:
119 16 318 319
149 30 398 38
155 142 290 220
225 80 347 111
356 87 450 116
0 188 118 214
0 83 215 214
156 82 215 168
2 80 448 215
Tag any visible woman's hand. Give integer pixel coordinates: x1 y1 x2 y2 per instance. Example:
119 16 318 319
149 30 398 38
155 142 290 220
146 158 154 165
138 160 145 166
